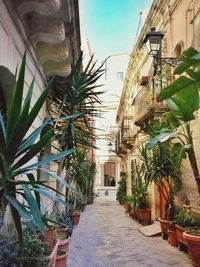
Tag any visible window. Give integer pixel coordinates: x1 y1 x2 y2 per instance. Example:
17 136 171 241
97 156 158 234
116 72 124 81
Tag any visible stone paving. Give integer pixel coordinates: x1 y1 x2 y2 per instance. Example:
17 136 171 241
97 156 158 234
68 197 194 267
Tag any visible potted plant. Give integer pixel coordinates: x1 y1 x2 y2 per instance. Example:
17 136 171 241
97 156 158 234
135 182 151 225
19 227 59 267
56 246 68 267
0 55 81 263
116 175 127 205
71 210 81 226
127 194 137 220
55 228 70 250
130 158 151 225
183 227 200 266
174 207 195 251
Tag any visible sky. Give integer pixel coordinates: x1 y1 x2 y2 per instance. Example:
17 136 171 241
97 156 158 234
79 0 153 63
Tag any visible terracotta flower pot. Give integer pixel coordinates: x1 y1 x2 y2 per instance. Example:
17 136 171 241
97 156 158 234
158 218 170 240
183 231 200 267
42 227 56 249
71 211 80 225
168 229 178 247
55 248 68 267
175 224 188 251
55 229 70 250
46 240 59 267
137 209 151 225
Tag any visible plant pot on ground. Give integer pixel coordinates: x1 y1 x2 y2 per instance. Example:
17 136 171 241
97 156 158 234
174 207 196 251
137 208 151 225
41 227 56 249
134 180 151 225
20 228 59 267
183 228 200 267
56 247 68 267
158 218 170 240
168 228 178 247
71 211 81 226
55 228 70 250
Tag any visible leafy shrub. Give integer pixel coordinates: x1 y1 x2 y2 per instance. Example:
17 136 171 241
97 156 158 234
116 178 126 204
174 208 195 227
19 228 49 267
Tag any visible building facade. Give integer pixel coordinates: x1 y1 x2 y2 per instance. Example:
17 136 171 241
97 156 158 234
116 0 200 219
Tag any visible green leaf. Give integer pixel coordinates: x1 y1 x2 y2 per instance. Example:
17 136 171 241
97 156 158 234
164 112 180 128
26 78 54 131
13 129 54 170
4 192 32 221
39 168 79 195
7 53 26 140
21 184 44 234
0 112 6 154
32 186 73 209
171 142 187 171
17 116 52 157
146 129 177 149
26 173 41 210
157 76 200 101
13 148 74 175
175 47 200 75
6 79 35 163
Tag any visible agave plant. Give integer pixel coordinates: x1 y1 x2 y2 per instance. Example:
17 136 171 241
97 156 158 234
0 55 78 245
48 54 104 203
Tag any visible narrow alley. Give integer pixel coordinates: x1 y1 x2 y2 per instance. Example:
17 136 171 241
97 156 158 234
68 196 193 267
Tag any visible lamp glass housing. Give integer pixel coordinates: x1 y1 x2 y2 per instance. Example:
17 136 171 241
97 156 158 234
144 27 164 57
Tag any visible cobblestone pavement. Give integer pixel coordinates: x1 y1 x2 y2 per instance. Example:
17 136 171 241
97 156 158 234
68 197 194 267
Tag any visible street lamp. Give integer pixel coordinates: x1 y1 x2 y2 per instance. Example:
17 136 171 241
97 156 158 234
143 27 179 92
143 27 164 57
143 27 179 71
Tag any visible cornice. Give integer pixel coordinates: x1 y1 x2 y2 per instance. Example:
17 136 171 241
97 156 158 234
6 0 81 77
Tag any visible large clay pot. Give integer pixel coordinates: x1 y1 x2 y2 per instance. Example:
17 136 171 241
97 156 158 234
137 209 151 225
158 218 170 240
168 229 178 247
42 227 56 249
71 211 80 225
183 232 200 267
175 224 188 251
55 248 68 267
46 240 59 267
55 228 70 250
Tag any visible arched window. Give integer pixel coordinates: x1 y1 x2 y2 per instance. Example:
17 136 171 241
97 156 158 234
174 42 183 58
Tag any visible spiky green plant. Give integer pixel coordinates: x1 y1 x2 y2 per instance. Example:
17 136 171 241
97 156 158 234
0 54 78 245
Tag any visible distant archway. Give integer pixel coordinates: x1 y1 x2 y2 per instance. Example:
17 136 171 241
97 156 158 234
104 162 116 187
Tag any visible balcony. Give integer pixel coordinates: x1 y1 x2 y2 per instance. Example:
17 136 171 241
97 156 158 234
115 116 136 156
134 87 169 130
115 130 127 157
121 116 135 149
